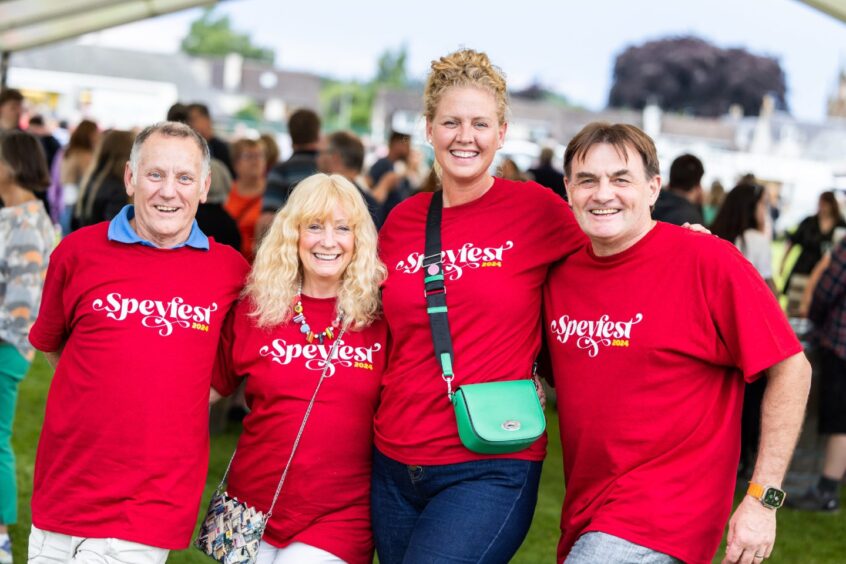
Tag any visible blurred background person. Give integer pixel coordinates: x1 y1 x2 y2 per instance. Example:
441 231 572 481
368 131 410 188
703 180 726 226
258 132 280 174
0 131 55 562
652 153 705 226
790 235 846 512
259 109 322 237
195 155 240 253
711 183 775 292
0 90 23 133
52 120 98 233
416 167 441 193
26 116 60 173
780 191 846 301
497 157 526 181
318 131 383 229
527 147 566 199
711 182 776 479
187 102 234 177
73 130 134 229
225 138 266 263
368 130 414 224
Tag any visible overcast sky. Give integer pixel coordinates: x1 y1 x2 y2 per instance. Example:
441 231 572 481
80 0 845 122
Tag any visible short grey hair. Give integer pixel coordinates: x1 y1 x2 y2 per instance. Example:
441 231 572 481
128 121 211 183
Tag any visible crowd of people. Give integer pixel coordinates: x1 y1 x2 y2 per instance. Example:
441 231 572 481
0 45 841 564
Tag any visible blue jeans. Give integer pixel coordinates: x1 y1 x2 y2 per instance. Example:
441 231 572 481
371 448 542 564
565 532 682 564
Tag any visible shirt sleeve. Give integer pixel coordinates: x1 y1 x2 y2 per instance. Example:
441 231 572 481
809 238 846 325
28 239 70 353
704 240 801 381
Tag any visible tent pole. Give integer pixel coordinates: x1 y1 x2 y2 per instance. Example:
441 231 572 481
0 51 9 89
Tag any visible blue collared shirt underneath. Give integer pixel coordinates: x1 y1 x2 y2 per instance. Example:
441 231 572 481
107 205 209 250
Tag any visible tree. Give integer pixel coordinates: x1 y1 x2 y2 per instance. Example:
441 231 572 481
321 45 411 133
375 44 408 87
512 80 574 106
181 8 275 64
607 36 787 117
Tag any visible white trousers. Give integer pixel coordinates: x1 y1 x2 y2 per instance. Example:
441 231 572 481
27 526 168 564
256 540 346 564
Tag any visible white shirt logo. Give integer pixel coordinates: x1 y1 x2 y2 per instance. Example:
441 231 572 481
92 293 218 336
396 241 514 280
259 339 383 377
550 313 643 357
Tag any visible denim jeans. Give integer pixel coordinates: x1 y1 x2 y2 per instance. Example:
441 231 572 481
565 532 682 564
371 448 542 564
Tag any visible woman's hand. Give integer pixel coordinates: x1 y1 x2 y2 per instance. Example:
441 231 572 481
533 373 547 410
681 222 712 235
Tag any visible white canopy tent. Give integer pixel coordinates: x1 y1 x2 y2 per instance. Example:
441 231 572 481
799 0 846 23
0 0 219 86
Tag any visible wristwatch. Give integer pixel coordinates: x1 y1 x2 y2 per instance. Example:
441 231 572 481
747 482 786 509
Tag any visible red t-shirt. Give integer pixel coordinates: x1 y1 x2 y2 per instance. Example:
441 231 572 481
212 296 387 564
375 178 585 464
543 222 802 564
28 223 248 549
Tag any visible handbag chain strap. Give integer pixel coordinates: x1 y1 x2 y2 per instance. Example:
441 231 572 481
215 326 348 520
423 191 456 402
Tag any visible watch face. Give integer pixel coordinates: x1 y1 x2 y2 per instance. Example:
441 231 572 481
763 487 786 508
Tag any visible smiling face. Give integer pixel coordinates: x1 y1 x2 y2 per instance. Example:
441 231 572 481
298 204 355 295
566 142 661 256
426 86 506 190
125 133 210 248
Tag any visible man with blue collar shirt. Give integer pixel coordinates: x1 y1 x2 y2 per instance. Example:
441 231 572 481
28 122 248 563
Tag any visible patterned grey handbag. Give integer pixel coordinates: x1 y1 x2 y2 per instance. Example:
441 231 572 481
194 328 346 564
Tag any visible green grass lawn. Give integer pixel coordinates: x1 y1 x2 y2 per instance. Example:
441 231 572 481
9 352 846 563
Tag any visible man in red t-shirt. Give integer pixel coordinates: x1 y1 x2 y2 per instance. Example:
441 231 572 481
28 122 248 563
544 122 811 564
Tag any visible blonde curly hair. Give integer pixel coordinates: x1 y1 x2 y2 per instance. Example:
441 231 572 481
424 48 509 124
245 173 386 330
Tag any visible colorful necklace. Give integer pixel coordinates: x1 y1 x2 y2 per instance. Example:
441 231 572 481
292 287 343 344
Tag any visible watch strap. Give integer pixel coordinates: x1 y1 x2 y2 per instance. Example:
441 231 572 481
747 482 765 500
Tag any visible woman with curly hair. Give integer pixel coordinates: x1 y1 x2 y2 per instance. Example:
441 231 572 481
371 48 586 563
211 173 387 564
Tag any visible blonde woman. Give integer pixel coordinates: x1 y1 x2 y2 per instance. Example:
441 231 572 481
212 173 387 564
372 49 586 563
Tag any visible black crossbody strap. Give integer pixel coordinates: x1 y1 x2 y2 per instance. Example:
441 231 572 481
424 191 456 399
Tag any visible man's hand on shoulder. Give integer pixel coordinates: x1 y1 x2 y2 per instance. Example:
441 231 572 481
722 495 776 564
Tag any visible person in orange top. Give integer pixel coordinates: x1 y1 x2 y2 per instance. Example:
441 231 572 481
225 138 267 262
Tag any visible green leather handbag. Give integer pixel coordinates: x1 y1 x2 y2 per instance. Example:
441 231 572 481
423 192 545 455
452 380 546 454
